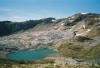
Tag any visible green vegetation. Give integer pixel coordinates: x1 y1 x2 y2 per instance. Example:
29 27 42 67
87 27 100 37
1 54 100 68
57 38 100 62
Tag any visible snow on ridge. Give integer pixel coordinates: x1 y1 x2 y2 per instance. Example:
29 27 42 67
81 13 88 15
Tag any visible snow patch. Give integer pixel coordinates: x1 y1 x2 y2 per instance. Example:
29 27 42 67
81 13 87 15
52 19 56 22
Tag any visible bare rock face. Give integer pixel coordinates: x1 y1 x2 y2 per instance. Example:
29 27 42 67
0 13 100 62
0 29 73 50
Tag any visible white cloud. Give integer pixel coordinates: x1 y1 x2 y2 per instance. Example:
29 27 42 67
0 16 29 22
8 16 29 22
0 8 67 21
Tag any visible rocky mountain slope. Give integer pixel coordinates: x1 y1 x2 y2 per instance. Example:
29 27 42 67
0 18 56 36
0 13 100 66
0 13 100 50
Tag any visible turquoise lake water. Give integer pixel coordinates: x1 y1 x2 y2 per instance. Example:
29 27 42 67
7 48 56 61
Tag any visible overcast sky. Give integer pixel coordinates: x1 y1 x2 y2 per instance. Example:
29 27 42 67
0 0 100 21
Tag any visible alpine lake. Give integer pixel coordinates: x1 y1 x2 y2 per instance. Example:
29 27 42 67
7 48 56 61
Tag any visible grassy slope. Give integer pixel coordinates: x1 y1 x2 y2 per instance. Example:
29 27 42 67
57 37 100 62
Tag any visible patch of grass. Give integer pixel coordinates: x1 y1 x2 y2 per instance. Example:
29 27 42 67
87 27 100 37
57 39 100 62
